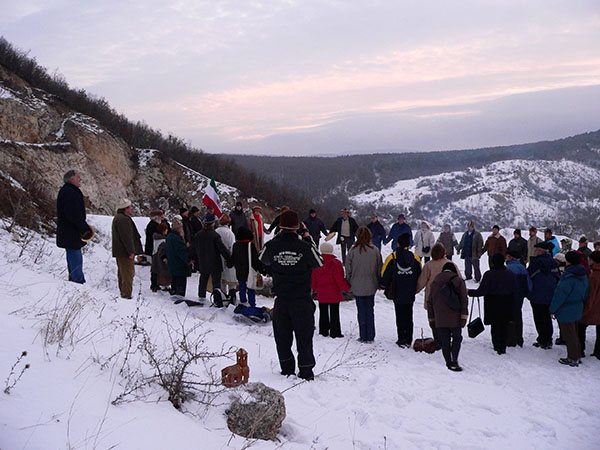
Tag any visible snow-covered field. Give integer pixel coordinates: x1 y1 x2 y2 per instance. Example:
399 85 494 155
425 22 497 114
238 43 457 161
1 216 598 450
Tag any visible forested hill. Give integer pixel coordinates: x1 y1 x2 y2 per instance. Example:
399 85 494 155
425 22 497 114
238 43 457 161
230 130 600 202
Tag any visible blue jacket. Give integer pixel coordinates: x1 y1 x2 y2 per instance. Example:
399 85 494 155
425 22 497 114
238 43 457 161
166 231 190 277
546 237 560 257
549 265 589 323
367 221 387 249
506 260 532 301
385 222 413 250
527 253 561 304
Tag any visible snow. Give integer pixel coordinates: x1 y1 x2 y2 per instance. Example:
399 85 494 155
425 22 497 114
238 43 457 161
0 86 19 101
136 148 159 168
1 218 598 450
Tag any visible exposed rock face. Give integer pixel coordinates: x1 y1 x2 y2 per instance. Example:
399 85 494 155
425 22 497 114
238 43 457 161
0 64 261 222
225 382 286 441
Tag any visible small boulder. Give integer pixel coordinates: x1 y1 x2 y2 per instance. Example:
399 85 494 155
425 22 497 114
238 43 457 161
225 382 286 441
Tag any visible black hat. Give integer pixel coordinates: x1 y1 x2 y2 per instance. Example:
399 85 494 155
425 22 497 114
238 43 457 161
535 242 554 251
565 251 580 265
236 201 243 207
309 208 316 214
203 213 217 224
507 250 521 259
235 226 253 241
179 207 188 215
190 206 200 213
491 253 505 268
398 233 410 248
279 210 300 229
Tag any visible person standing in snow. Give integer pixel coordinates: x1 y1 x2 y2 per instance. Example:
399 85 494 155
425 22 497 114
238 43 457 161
526 227 543 263
311 242 350 338
381 233 422 347
165 220 190 297
579 251 600 359
111 199 143 299
482 225 508 269
216 214 237 296
385 214 413 251
436 224 458 260
329 208 359 264
150 222 171 292
527 242 561 349
414 221 436 263
578 237 592 257
427 263 468 371
190 206 203 235
250 205 269 252
507 229 528 264
304 208 328 248
259 210 323 380
56 169 93 284
345 227 383 343
145 209 166 291
228 226 264 309
544 228 560 258
550 251 589 366
367 215 387 251
457 220 484 282
229 201 250 236
179 207 193 247
468 254 519 355
505 250 532 347
191 214 231 307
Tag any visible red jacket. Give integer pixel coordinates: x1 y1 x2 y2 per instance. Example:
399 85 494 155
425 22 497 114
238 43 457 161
311 254 350 303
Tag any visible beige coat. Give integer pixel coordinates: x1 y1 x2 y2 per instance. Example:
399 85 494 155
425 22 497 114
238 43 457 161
249 213 269 251
527 235 543 262
416 257 461 309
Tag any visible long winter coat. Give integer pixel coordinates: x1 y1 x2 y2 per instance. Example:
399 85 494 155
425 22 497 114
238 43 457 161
527 253 561 304
385 222 413 250
581 261 600 325
144 219 160 256
216 226 236 283
311 254 351 303
345 244 383 296
228 235 263 283
417 258 461 310
112 212 143 258
330 217 359 244
165 231 189 277
192 228 231 273
414 225 436 258
458 230 484 260
56 182 91 250
381 248 422 304
436 231 458 259
468 267 519 325
151 236 171 286
427 271 468 328
230 209 250 236
367 221 387 249
508 236 528 261
550 265 589 323
483 234 507 258
250 212 268 251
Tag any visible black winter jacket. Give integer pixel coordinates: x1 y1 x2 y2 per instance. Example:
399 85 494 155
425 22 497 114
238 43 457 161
380 248 422 304
228 240 263 282
230 209 250 235
145 220 159 255
259 231 323 299
304 215 328 244
56 183 91 249
469 267 519 324
191 228 231 273
508 236 528 261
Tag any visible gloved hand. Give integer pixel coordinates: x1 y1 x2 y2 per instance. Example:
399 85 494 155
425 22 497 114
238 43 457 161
460 318 467 328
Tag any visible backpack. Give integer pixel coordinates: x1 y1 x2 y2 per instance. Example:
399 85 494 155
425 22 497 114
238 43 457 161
440 276 461 312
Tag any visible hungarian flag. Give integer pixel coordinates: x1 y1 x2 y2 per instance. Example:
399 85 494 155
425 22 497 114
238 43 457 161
202 177 223 217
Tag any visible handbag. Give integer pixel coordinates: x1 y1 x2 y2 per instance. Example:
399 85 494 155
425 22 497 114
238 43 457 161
467 296 485 338
383 254 396 300
413 328 437 353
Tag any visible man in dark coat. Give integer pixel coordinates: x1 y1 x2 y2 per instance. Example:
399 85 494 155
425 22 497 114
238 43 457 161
457 220 484 282
259 210 323 380
230 201 250 236
367 215 387 250
527 242 561 349
505 250 532 347
165 221 190 297
190 206 203 234
56 170 92 284
468 253 519 355
385 213 413 251
329 208 359 264
191 214 231 306
380 233 422 347
303 209 328 247
112 199 143 299
145 210 166 290
482 225 508 268
180 207 193 246
508 229 528 264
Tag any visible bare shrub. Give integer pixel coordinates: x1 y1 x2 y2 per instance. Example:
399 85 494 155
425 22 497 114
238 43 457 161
4 351 30 394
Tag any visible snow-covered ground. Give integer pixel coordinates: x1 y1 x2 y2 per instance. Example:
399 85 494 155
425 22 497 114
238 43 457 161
1 217 598 450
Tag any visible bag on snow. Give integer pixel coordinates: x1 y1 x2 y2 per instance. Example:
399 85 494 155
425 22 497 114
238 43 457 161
413 328 437 354
467 297 485 338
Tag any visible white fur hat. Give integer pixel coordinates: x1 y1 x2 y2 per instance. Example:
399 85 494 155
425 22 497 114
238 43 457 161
117 198 131 210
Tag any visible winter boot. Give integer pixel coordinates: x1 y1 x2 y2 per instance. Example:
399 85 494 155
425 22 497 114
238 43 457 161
558 357 579 367
298 368 314 381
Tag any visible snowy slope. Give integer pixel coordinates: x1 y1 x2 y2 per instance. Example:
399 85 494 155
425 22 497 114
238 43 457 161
1 219 599 450
351 159 600 235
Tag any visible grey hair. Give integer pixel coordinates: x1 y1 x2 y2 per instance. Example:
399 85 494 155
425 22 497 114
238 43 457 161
63 169 78 183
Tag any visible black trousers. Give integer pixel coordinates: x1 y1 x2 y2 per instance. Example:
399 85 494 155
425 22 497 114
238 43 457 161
490 320 508 353
198 271 222 298
319 303 342 337
170 275 187 297
437 327 462 364
150 272 158 290
578 324 600 356
393 302 414 345
273 296 316 375
531 303 553 346
506 297 524 347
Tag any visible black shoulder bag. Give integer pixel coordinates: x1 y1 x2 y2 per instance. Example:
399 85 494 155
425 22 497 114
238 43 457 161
467 296 485 338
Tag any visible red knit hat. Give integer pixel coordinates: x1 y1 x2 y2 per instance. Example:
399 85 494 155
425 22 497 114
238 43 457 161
279 210 299 229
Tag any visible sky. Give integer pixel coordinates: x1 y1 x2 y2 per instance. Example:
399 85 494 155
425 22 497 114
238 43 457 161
1 0 600 155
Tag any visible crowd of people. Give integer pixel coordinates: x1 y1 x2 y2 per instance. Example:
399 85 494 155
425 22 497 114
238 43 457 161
56 169 600 378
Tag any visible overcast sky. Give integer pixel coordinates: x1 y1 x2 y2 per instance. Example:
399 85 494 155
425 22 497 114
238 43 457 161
2 1 599 155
